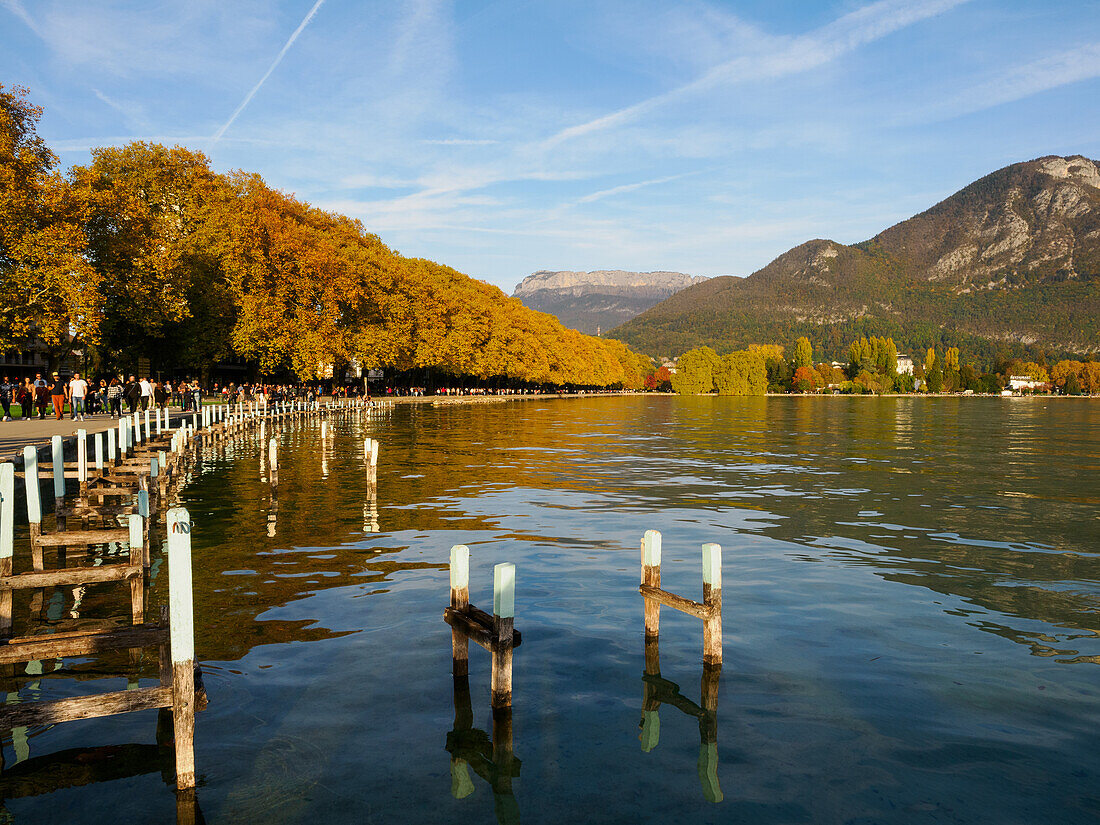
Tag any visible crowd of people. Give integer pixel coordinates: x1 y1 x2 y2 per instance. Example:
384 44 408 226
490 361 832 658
0 374 366 422
0 373 590 422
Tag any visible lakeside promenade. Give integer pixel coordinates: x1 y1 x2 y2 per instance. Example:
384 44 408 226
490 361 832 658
0 392 635 464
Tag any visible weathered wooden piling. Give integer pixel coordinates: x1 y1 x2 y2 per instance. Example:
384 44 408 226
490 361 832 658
0 463 13 637
444 550 520 709
268 438 278 487
450 545 470 676
638 531 723 666
167 507 197 790
492 562 515 709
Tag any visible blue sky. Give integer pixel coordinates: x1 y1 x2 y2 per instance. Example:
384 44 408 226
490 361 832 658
4 0 1100 293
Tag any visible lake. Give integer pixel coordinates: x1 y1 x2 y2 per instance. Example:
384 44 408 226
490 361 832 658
7 396 1100 824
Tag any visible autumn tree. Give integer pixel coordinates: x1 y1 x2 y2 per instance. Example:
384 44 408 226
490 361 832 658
0 84 101 369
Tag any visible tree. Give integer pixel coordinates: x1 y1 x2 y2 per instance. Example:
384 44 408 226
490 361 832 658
0 84 102 368
671 347 721 394
791 366 819 393
793 337 813 369
714 350 767 395
926 365 944 392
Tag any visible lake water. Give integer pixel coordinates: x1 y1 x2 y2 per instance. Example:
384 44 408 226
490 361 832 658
6 397 1100 824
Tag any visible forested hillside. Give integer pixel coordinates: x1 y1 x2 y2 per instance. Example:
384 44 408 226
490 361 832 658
613 156 1100 364
0 86 650 387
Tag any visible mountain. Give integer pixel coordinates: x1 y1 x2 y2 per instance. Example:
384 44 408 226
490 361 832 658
611 156 1100 362
512 270 707 335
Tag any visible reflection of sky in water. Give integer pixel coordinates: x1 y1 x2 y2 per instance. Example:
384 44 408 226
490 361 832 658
4 397 1099 824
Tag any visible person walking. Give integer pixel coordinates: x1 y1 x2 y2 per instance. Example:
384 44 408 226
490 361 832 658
16 379 31 420
154 380 168 410
124 375 140 414
0 376 12 421
107 377 124 418
49 372 66 420
67 372 89 420
139 376 153 411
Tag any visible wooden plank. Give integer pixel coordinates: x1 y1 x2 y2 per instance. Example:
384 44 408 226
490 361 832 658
0 686 172 729
0 563 141 591
639 584 712 619
443 607 522 649
35 528 128 547
0 623 168 664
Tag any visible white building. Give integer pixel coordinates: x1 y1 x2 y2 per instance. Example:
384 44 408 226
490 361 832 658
1008 375 1046 391
896 354 914 375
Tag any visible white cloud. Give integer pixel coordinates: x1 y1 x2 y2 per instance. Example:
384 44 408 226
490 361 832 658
541 0 971 148
917 42 1100 122
576 174 693 204
212 0 326 142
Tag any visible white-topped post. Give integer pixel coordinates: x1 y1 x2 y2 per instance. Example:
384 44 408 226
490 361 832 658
702 542 722 666
492 562 516 709
166 507 197 789
0 462 14 633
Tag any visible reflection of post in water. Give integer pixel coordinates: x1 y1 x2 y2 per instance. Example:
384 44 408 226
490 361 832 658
444 546 521 823
638 530 723 803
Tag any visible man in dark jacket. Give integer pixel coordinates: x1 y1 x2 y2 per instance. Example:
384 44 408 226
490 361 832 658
124 375 141 414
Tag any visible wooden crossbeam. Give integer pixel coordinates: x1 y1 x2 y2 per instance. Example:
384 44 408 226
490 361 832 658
0 562 141 591
638 584 713 618
0 622 166 664
34 528 129 547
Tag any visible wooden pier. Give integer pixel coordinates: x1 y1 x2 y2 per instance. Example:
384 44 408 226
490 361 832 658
443 546 521 822
637 529 724 802
0 396 378 812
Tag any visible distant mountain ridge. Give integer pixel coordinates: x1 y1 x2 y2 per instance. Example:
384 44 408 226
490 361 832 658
513 270 707 335
611 155 1100 361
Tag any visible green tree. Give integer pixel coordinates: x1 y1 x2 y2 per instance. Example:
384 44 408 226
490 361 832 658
671 347 721 394
793 336 813 369
714 350 767 395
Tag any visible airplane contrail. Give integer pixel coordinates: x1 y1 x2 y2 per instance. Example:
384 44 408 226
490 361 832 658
212 0 326 144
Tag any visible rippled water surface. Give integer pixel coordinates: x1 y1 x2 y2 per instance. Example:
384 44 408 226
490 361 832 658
8 397 1100 824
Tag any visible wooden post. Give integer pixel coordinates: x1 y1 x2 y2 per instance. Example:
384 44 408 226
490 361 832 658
76 428 88 495
450 545 470 676
119 419 128 459
702 543 722 666
167 507 197 790
95 431 104 473
128 514 145 623
491 562 515 709
642 530 662 638
24 446 43 586
107 427 117 465
0 463 14 636
144 409 151 442
268 438 278 487
51 435 65 530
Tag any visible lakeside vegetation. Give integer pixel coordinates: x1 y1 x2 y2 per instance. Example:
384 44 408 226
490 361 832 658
0 86 651 389
667 336 1100 396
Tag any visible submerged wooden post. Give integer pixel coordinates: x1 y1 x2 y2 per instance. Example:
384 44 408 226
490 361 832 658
450 545 470 676
76 428 88 493
320 420 328 440
0 463 14 636
698 662 722 802
167 507 197 790
128 514 145 623
51 435 65 530
642 529 661 638
702 543 722 666
491 562 515 709
23 446 43 589
268 438 278 487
